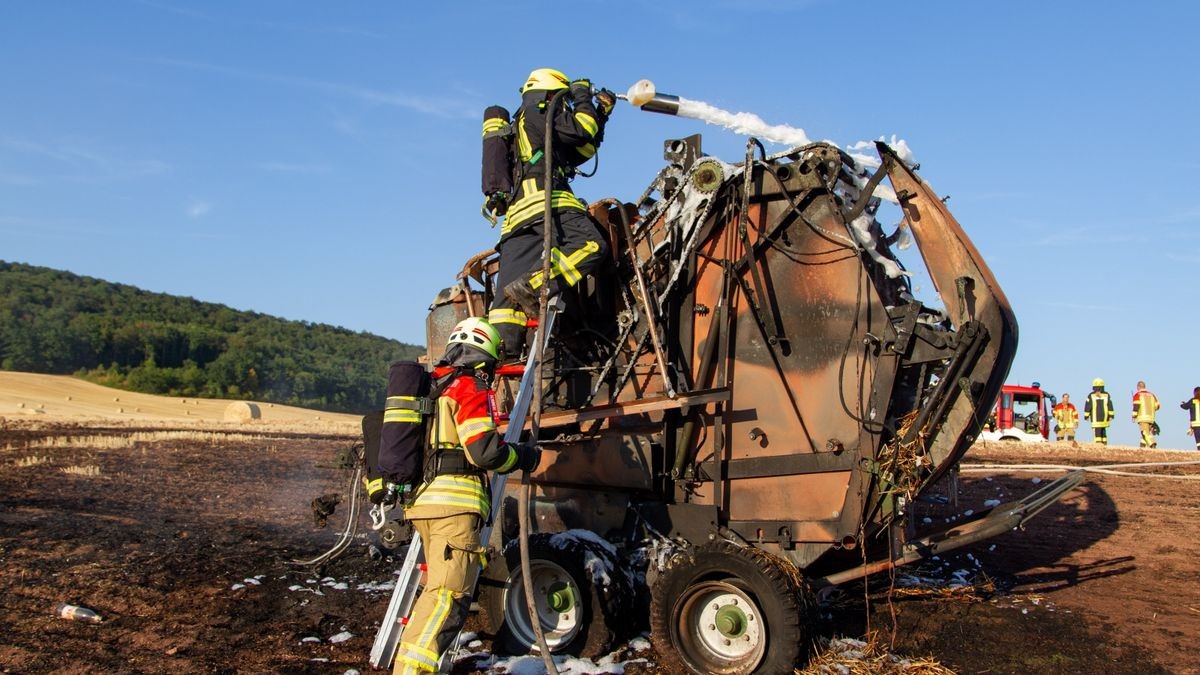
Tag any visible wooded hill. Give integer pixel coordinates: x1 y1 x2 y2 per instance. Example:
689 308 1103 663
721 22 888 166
0 261 423 413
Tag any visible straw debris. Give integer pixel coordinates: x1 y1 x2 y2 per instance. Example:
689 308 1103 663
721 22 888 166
874 410 932 513
890 575 995 603
801 632 954 675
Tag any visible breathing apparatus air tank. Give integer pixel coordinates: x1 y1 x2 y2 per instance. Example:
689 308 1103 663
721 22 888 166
481 105 515 221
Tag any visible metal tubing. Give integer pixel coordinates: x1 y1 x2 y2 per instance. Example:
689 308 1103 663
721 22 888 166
596 197 676 399
672 287 724 478
815 469 1085 588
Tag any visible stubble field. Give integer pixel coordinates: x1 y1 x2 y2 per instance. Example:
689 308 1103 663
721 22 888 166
1 378 1197 673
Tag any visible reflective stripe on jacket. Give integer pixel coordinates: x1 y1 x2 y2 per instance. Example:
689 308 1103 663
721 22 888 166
500 87 607 237
1132 390 1160 422
1053 402 1078 429
1184 398 1200 428
405 371 518 520
1084 391 1114 427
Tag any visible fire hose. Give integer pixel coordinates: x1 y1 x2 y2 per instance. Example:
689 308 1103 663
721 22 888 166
516 81 642 672
516 82 672 669
959 459 1200 480
515 86 573 675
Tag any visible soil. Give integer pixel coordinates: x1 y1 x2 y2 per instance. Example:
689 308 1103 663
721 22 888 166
1 421 1197 674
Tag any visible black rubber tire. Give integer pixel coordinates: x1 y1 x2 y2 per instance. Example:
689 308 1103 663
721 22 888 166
650 541 813 674
478 532 633 658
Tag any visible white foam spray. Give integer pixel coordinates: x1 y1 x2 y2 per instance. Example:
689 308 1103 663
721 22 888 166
626 78 812 146
674 98 813 147
625 79 918 174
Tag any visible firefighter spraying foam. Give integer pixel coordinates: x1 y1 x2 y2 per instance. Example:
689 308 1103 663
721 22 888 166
483 68 617 361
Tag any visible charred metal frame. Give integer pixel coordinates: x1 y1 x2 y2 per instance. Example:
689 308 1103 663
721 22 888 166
431 131 1025 582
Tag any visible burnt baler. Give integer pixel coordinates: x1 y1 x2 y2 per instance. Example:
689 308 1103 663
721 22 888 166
425 136 1081 673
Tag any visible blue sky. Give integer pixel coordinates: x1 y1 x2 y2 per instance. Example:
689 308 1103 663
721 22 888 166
2 1 1198 447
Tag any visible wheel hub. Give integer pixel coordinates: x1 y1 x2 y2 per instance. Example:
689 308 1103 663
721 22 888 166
505 560 583 651
678 581 764 668
546 581 574 613
714 605 747 638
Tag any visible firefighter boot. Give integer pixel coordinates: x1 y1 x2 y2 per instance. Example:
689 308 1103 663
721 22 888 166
504 277 550 318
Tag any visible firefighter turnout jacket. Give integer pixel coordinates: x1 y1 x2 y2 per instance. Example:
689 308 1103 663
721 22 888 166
403 369 519 521
1084 390 1114 427
500 85 608 239
1053 401 1079 430
1183 397 1200 428
1132 389 1160 422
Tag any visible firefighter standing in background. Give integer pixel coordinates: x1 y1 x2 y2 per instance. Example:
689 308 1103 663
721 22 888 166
393 318 538 674
1084 378 1115 445
1181 386 1200 451
487 68 615 358
1053 392 1079 444
1131 380 1161 448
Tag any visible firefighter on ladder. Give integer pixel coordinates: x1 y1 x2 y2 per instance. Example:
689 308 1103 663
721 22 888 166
1131 380 1161 448
1084 378 1115 445
487 67 616 359
1181 386 1200 451
1052 392 1079 444
393 318 538 674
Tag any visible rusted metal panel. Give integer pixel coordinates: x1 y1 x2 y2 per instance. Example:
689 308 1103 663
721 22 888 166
425 284 486 363
882 143 1018 482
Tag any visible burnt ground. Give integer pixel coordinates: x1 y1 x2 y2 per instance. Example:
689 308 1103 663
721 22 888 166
0 425 1197 674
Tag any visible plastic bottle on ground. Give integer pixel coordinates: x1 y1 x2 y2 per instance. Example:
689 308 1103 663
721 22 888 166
54 603 102 623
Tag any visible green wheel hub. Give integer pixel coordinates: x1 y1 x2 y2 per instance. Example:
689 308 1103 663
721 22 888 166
714 604 747 638
547 581 575 613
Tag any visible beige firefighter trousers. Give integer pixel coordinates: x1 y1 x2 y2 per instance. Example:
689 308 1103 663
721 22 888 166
1138 421 1156 447
393 514 480 674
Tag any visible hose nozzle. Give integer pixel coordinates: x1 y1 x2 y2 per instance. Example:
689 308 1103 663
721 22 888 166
624 79 680 116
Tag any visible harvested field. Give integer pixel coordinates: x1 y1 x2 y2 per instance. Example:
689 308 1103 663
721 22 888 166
0 409 1196 673
0 372 360 429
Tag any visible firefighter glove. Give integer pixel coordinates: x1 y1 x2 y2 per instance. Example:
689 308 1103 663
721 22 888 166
515 443 541 473
595 88 616 116
569 79 593 102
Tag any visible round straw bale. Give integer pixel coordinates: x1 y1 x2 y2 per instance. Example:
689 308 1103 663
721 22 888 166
223 401 262 423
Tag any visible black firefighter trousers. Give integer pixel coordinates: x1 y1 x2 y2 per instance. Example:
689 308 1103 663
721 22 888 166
488 208 608 358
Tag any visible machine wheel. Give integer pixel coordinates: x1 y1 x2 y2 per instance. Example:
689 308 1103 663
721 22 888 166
479 532 631 658
650 541 813 674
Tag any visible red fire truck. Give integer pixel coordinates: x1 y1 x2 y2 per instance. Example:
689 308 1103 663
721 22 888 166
980 382 1056 442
